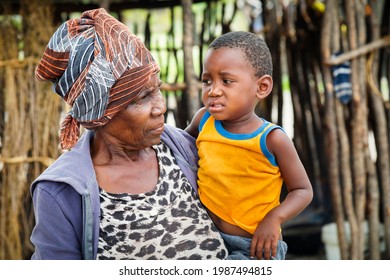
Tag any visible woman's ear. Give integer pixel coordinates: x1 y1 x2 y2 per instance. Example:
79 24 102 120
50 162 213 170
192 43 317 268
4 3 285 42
256 75 273 100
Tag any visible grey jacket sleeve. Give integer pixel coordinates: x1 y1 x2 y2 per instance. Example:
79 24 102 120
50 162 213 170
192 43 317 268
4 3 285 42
161 124 199 192
30 182 83 260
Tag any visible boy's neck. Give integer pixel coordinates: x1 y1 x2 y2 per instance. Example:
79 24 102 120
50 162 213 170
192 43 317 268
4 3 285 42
220 114 263 134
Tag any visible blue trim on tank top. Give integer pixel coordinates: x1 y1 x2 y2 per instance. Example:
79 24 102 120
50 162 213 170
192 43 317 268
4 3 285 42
214 119 269 140
198 110 283 166
260 126 279 166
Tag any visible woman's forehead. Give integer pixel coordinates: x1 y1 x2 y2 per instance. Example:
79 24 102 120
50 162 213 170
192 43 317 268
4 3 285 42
145 73 160 85
141 73 161 92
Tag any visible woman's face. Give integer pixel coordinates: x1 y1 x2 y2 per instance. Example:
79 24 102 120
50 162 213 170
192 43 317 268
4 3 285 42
103 73 167 149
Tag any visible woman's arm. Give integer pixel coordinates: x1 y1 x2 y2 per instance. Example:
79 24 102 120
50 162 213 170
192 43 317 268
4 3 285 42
31 182 83 260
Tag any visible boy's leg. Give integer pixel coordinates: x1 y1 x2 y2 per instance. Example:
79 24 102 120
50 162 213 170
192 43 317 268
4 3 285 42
220 232 253 260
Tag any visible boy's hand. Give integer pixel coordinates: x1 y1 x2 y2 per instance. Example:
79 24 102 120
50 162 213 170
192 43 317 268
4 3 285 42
249 217 281 260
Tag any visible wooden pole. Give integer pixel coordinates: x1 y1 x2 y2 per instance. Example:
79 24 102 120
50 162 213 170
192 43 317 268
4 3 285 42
321 0 349 259
181 0 199 125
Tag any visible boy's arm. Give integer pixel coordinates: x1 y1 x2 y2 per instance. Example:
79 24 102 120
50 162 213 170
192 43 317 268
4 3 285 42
250 128 313 260
267 128 313 223
185 107 207 138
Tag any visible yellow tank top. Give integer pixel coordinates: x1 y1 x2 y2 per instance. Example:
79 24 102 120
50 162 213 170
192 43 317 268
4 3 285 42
197 112 284 234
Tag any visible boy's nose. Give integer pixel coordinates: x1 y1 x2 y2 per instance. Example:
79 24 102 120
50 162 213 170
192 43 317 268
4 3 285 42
208 86 222 97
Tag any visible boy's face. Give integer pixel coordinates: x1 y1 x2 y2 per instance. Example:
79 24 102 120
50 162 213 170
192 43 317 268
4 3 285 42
201 47 260 122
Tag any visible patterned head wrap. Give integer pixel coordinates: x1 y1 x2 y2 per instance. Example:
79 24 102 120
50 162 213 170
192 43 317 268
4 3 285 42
36 8 159 150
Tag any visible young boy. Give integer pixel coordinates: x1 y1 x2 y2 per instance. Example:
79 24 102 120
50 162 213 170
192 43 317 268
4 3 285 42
185 31 313 260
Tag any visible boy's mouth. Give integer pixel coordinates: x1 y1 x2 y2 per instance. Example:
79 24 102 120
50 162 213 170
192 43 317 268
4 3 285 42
208 101 224 113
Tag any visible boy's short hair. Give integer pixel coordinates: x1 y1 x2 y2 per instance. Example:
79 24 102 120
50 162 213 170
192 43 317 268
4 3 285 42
209 31 272 77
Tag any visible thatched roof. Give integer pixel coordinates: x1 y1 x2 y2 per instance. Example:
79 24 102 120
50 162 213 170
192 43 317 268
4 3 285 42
1 0 214 24
1 0 212 13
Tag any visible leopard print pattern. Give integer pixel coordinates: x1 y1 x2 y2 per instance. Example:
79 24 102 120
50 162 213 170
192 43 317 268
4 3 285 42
96 142 228 260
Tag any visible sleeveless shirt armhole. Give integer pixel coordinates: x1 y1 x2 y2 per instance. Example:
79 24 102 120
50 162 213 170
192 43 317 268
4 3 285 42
259 123 285 167
199 110 211 132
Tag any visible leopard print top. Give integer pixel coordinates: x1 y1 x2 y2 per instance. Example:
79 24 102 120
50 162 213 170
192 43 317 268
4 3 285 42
96 142 228 260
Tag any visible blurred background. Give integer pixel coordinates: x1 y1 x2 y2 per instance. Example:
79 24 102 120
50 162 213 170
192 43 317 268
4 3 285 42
0 0 389 260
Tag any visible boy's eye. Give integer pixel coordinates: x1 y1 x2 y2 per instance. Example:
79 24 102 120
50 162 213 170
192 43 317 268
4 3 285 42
223 79 232 84
202 79 211 85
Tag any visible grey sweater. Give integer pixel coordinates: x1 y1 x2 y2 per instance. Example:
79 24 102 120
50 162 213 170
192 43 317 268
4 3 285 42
30 125 199 259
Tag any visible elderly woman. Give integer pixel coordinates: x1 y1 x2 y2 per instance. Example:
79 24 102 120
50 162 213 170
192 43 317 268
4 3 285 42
30 8 227 260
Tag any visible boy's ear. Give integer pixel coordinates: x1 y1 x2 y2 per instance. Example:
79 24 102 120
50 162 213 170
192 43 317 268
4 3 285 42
256 75 273 99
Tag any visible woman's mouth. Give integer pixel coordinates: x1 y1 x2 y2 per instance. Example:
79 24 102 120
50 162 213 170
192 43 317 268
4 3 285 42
151 123 165 134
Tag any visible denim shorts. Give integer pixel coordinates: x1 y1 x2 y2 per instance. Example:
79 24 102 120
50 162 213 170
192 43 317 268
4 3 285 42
220 232 288 260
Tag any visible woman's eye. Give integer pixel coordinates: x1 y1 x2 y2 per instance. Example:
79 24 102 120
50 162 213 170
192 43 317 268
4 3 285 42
133 93 148 104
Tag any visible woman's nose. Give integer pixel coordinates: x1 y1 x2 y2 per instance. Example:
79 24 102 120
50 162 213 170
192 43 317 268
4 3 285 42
151 92 167 116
